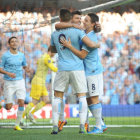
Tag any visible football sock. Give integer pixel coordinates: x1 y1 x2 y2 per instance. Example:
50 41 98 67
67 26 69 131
31 101 46 114
89 103 102 129
15 106 24 126
22 102 34 118
59 98 65 121
78 96 88 126
52 97 62 126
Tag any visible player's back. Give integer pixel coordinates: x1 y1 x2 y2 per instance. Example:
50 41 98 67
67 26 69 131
51 28 86 71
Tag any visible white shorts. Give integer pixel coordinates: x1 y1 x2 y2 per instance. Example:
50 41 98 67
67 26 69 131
86 73 103 99
53 71 87 94
4 79 26 104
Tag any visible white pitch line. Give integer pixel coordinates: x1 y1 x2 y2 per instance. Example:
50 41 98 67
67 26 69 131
1 124 140 127
101 134 140 139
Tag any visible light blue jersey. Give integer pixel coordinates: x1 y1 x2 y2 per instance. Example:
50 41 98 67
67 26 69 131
82 31 103 76
51 28 86 71
0 51 27 80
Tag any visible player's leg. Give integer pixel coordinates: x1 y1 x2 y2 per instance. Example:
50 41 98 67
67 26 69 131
85 110 90 132
26 98 38 124
58 97 67 131
52 91 64 134
15 99 24 131
30 86 49 116
51 71 69 134
70 71 88 133
22 84 40 120
3 80 14 110
58 88 68 132
86 74 104 134
3 80 21 130
14 79 26 131
87 96 103 134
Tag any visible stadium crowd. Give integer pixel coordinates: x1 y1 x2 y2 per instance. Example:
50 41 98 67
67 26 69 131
0 9 140 105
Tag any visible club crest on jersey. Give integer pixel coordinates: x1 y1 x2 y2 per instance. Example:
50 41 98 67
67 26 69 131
59 34 66 50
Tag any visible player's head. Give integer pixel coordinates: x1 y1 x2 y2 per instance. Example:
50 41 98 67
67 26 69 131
83 13 100 32
71 10 82 25
59 9 71 22
48 47 55 57
8 36 18 50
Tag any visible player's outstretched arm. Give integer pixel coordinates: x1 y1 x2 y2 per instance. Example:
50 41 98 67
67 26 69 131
60 38 88 59
82 36 100 48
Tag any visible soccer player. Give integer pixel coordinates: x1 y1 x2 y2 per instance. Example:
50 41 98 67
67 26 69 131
50 9 99 134
55 10 91 132
56 10 82 132
0 36 30 131
60 13 107 134
21 48 57 124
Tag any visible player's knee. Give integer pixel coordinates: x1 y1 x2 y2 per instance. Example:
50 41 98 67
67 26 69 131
54 91 63 99
18 99 24 107
5 104 12 110
86 96 99 104
77 93 86 98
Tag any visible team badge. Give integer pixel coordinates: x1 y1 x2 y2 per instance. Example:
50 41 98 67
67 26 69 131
59 34 66 50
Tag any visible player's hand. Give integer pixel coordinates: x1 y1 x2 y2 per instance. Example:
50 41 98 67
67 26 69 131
24 67 31 73
7 72 16 78
94 22 101 33
96 43 100 48
60 38 72 49
72 24 83 30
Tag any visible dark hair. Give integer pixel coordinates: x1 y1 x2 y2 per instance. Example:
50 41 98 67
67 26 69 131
8 36 17 44
88 13 101 33
88 13 99 23
60 9 71 22
71 10 82 17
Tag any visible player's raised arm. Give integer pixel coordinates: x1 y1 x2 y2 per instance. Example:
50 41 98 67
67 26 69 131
60 38 88 59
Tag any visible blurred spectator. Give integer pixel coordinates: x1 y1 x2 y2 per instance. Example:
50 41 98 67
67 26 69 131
0 10 140 105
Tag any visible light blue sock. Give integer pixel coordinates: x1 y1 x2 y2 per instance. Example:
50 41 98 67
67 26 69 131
89 103 102 129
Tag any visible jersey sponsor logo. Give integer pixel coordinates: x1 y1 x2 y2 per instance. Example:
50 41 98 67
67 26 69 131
59 34 66 50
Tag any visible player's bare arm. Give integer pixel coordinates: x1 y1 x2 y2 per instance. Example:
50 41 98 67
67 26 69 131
0 68 16 78
23 66 31 73
82 36 100 48
55 22 83 30
60 38 88 59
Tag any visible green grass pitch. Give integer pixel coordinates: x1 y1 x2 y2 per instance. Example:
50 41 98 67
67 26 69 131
0 117 140 140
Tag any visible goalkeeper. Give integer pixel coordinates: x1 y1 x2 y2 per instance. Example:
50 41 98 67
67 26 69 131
21 48 57 124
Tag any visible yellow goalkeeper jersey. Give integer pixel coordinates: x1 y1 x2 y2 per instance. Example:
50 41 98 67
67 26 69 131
31 53 57 85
